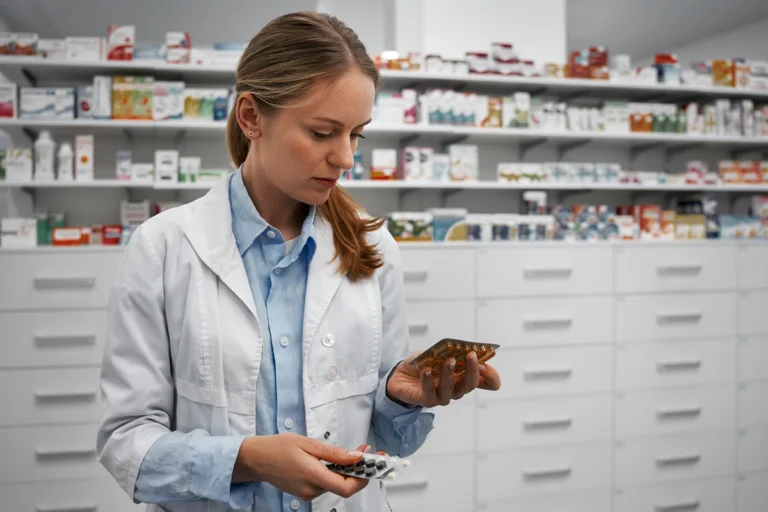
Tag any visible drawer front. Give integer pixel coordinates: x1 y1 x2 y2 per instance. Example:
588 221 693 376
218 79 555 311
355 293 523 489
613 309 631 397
615 385 736 439
399 248 474 300
615 245 737 293
739 337 768 381
738 245 768 290
738 426 768 473
477 296 612 347
405 300 474 352
738 472 768 512
384 453 473 510
417 399 474 456
478 394 612 450
738 381 768 428
738 291 768 336
615 477 736 512
477 442 611 500
0 424 102 483
616 293 737 343
0 477 143 512
0 368 102 427
476 246 612 298
0 310 107 369
0 252 122 311
482 489 611 512
614 430 736 487
616 339 736 391
490 346 612 399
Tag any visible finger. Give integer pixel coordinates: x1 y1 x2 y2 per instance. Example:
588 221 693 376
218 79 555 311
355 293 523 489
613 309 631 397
311 463 370 498
436 357 456 405
303 438 364 465
478 364 502 391
419 367 438 407
453 351 480 399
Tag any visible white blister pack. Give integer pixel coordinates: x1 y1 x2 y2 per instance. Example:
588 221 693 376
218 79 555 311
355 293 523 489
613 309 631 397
325 453 411 480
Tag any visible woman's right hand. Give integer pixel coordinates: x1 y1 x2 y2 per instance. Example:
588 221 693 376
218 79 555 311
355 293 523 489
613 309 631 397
233 433 371 502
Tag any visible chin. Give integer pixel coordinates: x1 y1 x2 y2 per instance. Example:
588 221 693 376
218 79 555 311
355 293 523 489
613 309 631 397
300 189 333 207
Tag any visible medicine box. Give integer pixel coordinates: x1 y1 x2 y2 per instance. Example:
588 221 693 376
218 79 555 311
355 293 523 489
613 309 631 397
107 25 135 61
76 86 94 119
155 150 179 182
448 144 478 181
371 149 398 180
0 83 16 118
166 32 191 64
0 218 38 248
5 148 32 181
75 135 94 181
65 37 104 61
20 88 56 118
92 76 112 119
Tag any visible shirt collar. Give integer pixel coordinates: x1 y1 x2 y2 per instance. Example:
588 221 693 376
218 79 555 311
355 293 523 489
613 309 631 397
229 167 317 258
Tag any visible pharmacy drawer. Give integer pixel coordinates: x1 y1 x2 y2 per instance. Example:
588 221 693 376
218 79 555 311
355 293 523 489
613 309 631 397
0 476 142 512
614 430 736 487
477 296 612 347
0 252 122 311
0 367 102 426
738 291 768 336
490 346 612 399
738 381 768 428
417 398 474 456
739 337 768 381
477 442 611 500
615 292 737 343
738 426 768 473
482 489 611 512
0 424 102 484
383 453 473 511
616 338 736 390
0 310 107 369
476 246 612 298
399 248 474 300
615 245 736 293
738 472 768 512
615 477 736 512
404 300 474 351
478 394 612 450
738 244 768 289
615 385 736 439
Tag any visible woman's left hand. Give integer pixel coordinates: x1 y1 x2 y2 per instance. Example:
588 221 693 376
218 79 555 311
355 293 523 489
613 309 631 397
385 351 501 408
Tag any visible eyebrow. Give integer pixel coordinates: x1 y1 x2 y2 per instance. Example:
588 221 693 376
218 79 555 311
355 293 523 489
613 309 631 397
312 117 372 128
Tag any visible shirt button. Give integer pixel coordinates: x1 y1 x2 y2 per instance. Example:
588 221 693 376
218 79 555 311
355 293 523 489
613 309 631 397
326 365 338 380
274 268 282 275
290 500 300 510
266 230 276 239
284 418 294 429
321 333 335 347
280 336 289 347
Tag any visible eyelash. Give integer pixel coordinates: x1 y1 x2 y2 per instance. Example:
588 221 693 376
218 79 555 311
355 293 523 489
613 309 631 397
311 130 366 141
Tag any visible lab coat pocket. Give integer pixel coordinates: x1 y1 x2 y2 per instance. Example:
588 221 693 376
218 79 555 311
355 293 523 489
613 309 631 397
174 378 253 435
306 371 378 409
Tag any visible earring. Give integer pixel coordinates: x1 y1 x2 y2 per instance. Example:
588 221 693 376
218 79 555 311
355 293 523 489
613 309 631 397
247 131 254 137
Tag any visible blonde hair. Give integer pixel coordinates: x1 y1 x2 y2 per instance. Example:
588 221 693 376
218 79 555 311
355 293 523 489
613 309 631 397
227 11 385 282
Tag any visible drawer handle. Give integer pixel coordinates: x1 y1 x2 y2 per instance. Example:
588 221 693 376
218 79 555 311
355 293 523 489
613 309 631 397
655 499 700 511
657 312 702 323
382 477 428 490
34 334 96 347
33 277 96 290
657 359 702 371
656 406 702 418
35 389 97 401
523 267 573 279
403 270 428 282
523 417 573 429
36 446 96 459
523 317 573 329
656 264 702 275
522 466 572 479
37 505 98 512
523 368 572 380
408 323 429 335
655 453 701 466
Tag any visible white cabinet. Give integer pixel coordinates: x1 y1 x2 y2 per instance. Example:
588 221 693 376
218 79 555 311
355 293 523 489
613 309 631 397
738 471 768 512
398 247 475 300
738 426 768 473
738 337 768 381
738 244 768 290
383 453 473 511
0 477 142 512
738 381 768 428
405 300 475 351
482 489 612 512
614 477 736 512
738 291 768 336
417 399 474 456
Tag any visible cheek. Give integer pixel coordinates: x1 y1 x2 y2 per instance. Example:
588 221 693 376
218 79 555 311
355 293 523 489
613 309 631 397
286 135 324 174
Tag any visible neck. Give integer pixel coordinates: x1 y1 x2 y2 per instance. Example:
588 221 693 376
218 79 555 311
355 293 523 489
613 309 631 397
241 161 308 240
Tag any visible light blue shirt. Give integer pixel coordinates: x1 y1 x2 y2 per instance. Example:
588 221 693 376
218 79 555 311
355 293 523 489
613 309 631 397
133 170 433 510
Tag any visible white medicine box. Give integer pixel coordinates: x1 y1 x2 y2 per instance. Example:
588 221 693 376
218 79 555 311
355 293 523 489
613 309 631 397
0 218 37 248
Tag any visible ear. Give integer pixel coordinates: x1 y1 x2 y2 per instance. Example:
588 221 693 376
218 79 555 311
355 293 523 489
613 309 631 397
236 93 262 140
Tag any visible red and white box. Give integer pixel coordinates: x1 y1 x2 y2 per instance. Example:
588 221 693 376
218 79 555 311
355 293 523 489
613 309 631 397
107 25 135 60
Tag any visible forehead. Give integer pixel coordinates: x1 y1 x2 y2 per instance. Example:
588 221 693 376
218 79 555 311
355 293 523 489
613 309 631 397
288 69 376 126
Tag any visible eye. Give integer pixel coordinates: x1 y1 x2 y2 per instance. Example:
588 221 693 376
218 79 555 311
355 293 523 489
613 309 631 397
311 130 333 140
352 133 366 141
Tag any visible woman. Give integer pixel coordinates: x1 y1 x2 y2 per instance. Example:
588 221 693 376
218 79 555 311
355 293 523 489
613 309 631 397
97 11 500 512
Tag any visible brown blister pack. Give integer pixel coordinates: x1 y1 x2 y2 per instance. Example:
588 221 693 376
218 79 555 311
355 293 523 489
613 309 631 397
409 338 500 374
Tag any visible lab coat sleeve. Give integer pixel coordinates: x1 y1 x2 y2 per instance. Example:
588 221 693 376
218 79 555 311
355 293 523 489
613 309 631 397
96 225 257 508
370 229 434 457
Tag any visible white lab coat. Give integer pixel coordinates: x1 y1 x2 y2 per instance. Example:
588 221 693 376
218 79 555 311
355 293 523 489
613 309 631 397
97 177 414 512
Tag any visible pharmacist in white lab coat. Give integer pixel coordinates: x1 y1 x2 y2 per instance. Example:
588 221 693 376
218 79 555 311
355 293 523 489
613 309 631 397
97 11 500 512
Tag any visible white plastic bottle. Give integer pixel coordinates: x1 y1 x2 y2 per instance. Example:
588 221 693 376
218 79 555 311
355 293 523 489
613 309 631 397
34 130 56 181
57 142 74 181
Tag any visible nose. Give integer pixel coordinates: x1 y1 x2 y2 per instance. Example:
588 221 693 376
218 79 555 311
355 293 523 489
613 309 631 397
328 137 355 172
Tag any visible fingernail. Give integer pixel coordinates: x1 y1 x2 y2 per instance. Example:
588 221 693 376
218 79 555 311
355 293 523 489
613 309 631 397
425 369 432 377
364 445 372 453
348 451 363 457
449 359 456 369
469 352 477 363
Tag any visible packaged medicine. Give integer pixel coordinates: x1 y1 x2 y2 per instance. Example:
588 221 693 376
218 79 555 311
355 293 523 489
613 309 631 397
107 25 135 61
5 148 33 181
449 144 478 181
76 86 94 119
371 149 397 180
75 135 94 181
116 150 132 180
0 83 16 118
411 338 500 375
179 157 201 183
325 452 411 481
429 208 467 242
155 150 179 182
466 214 493 242
387 212 432 242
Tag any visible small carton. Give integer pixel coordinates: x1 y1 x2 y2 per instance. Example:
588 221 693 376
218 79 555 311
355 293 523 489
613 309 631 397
76 85 94 119
638 205 662 241
661 210 676 240
388 212 433 242
0 218 37 248
75 135 94 181
92 76 112 119
37 39 66 60
20 88 56 119
371 149 398 180
5 148 32 181
0 83 16 118
429 208 468 242
419 148 434 181
431 154 451 182
503 93 530 128
55 88 75 119
166 32 191 64
155 150 179 182
107 25 135 61
116 150 132 180
131 163 154 182
712 59 735 87
719 161 741 184
179 157 201 183
449 144 478 181
402 147 423 181
741 161 761 184
65 37 104 61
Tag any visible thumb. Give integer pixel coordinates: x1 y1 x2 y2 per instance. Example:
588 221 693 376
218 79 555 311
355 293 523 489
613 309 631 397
303 438 365 465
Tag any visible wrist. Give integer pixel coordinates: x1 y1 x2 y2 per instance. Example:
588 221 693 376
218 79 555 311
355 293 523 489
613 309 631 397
233 436 265 483
385 361 414 408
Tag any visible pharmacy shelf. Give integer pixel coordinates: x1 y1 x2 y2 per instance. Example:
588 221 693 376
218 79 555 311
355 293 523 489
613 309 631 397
3 55 768 100
0 179 151 189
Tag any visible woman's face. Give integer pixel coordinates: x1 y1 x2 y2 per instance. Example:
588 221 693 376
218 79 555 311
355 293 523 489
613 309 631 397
243 68 376 206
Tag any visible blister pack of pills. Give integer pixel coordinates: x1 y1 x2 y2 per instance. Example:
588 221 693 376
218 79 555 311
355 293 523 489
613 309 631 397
325 453 411 481
410 338 500 374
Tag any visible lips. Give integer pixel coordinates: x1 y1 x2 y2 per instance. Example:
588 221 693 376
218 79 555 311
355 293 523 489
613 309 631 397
314 177 338 189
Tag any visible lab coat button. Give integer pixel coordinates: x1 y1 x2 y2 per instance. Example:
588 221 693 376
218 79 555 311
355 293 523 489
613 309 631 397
321 333 335 347
324 431 331 439
285 418 294 429
326 366 338 380
290 500 300 510
280 336 289 347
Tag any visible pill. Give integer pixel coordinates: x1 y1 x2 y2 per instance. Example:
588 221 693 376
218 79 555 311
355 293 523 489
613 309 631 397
365 468 376 477
375 460 387 470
